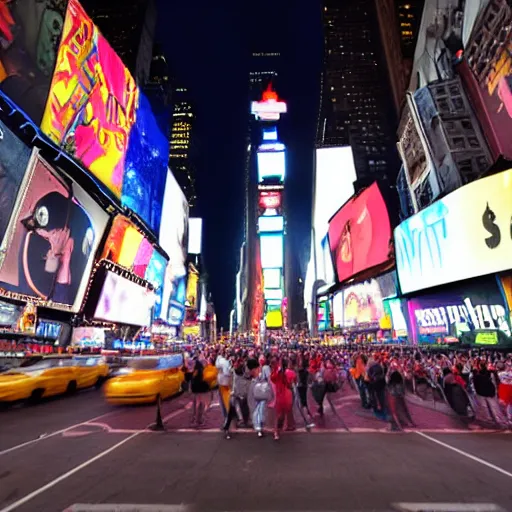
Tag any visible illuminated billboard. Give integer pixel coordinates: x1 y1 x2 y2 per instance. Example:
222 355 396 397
188 218 202 254
259 191 282 210
395 168 512 295
258 142 286 152
263 128 278 141
0 153 108 312
258 215 284 233
264 288 283 300
251 84 287 121
41 0 168 233
0 0 68 124
342 280 385 330
257 151 285 182
260 233 283 269
328 182 392 284
186 263 199 309
265 303 283 328
263 268 281 289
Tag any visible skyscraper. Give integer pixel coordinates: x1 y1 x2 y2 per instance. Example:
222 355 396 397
396 0 426 83
317 0 400 183
81 0 156 85
169 85 197 211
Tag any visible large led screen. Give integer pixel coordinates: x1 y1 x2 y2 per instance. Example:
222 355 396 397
0 121 31 245
342 280 385 330
406 277 510 344
94 271 155 327
257 151 285 182
41 0 138 198
258 215 284 233
144 250 167 319
159 169 189 279
260 233 283 269
265 304 283 329
264 288 283 300
188 218 202 255
121 92 168 234
168 275 186 326
41 0 169 234
0 0 68 124
263 268 281 289
395 167 512 295
101 215 154 275
186 263 199 309
0 153 108 311
259 191 281 210
328 182 392 284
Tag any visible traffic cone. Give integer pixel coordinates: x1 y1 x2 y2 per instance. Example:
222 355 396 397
150 395 165 431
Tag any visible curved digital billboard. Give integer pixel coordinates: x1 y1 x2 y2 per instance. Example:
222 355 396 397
328 182 392 284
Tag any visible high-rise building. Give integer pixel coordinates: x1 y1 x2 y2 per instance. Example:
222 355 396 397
397 0 425 60
169 85 197 211
81 0 156 85
317 0 401 183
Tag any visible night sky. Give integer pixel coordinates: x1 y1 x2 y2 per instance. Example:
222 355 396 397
157 0 323 328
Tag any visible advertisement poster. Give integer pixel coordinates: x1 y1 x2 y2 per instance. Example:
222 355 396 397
186 263 199 309
41 0 138 198
0 153 108 311
101 215 154 274
0 121 31 243
144 250 167 320
342 280 384 330
407 277 510 344
0 300 23 327
71 326 105 348
461 0 512 161
0 0 68 123
94 271 155 327
121 92 168 234
328 182 392 284
395 168 512 295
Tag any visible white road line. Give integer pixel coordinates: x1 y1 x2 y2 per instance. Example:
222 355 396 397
0 410 117 457
0 431 142 512
394 503 505 511
416 432 512 479
162 401 193 423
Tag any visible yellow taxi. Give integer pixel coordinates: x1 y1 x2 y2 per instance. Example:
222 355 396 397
103 355 184 405
0 355 109 403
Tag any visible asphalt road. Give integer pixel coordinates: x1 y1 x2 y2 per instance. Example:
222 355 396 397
1 388 512 511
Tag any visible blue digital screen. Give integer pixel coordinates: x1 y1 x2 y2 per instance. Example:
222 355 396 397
122 93 169 234
144 250 168 319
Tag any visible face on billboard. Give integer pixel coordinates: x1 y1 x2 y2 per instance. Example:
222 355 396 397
94 271 155 327
41 0 138 198
257 151 285 182
328 182 392 283
395 168 512 294
0 154 108 311
263 268 281 289
188 217 202 254
0 121 31 244
260 233 283 269
258 215 284 233
0 0 68 124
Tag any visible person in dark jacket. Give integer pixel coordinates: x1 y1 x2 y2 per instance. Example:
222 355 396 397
191 358 210 427
473 363 506 428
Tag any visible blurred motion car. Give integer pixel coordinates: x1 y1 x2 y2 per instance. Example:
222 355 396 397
103 355 185 405
0 355 109 403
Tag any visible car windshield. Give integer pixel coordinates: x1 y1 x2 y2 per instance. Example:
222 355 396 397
127 358 160 371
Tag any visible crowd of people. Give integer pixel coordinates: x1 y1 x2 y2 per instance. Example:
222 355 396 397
181 337 512 439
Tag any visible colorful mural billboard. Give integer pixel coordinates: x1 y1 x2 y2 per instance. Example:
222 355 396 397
40 0 168 234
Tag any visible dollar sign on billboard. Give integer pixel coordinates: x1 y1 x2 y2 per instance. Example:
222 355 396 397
482 203 500 249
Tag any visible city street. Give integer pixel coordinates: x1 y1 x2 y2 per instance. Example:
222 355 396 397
1 388 512 512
